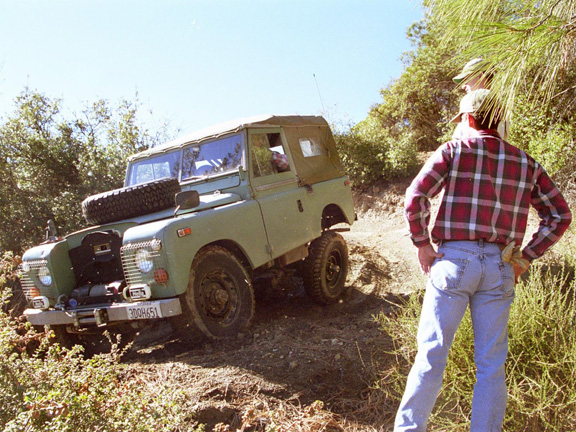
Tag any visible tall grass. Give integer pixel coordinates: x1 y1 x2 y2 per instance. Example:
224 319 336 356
377 260 576 431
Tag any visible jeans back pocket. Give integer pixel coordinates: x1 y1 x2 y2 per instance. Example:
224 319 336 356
430 257 469 291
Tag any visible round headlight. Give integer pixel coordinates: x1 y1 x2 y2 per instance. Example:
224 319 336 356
135 248 153 273
38 267 52 286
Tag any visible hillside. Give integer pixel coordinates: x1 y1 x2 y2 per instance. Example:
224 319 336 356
121 179 423 432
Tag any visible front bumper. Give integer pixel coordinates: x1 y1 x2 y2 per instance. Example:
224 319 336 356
24 298 182 327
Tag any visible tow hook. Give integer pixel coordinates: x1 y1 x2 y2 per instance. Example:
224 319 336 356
72 311 80 328
94 308 109 327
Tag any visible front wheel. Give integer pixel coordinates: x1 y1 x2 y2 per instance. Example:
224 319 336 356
302 231 349 305
176 246 255 342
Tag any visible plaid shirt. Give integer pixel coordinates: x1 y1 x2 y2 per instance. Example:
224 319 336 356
405 130 572 261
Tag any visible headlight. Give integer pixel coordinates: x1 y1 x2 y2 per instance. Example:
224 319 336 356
135 248 154 273
38 267 52 286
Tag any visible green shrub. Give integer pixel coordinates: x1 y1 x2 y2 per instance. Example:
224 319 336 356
509 97 576 183
335 117 419 185
377 262 576 431
0 287 201 432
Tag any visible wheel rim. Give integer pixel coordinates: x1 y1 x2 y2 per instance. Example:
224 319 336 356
197 270 239 326
325 249 344 294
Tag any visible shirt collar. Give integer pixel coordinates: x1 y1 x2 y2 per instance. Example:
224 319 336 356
475 129 501 139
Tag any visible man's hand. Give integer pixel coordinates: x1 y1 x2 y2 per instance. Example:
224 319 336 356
417 244 444 276
501 243 530 283
513 261 530 283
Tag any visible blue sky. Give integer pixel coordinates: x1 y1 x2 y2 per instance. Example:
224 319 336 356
0 1 423 135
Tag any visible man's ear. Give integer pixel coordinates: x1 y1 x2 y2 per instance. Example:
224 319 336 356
467 113 476 128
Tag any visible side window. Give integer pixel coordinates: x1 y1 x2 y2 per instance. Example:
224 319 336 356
251 132 290 178
299 138 326 157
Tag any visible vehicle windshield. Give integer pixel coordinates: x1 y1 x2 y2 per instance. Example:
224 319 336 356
181 133 244 181
126 150 181 186
126 133 245 186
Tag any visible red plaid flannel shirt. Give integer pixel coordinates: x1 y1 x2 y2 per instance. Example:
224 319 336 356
405 130 572 261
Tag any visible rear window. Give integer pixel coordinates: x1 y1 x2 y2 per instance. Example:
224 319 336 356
299 138 326 157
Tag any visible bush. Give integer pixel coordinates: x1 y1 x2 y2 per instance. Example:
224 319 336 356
0 251 27 316
376 260 576 430
509 97 576 189
335 117 419 185
0 288 202 432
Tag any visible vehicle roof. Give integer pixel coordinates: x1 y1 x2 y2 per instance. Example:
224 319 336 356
128 114 330 161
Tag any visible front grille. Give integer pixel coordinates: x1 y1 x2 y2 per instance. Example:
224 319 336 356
68 231 124 287
121 240 163 286
19 260 48 299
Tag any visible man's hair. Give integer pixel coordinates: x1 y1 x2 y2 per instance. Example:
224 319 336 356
472 110 502 130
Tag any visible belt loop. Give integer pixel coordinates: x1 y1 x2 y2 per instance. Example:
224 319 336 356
478 239 484 247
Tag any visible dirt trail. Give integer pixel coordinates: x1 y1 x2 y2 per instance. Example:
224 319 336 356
124 180 424 431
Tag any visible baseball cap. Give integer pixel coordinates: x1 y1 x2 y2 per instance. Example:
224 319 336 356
450 89 492 123
453 58 484 84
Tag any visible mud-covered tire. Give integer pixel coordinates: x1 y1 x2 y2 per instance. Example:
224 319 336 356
81 178 181 225
176 246 255 342
302 231 349 305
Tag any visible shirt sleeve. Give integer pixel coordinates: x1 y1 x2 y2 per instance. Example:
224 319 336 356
522 166 572 260
404 145 450 247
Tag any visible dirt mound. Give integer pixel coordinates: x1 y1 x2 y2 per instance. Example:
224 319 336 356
124 180 421 431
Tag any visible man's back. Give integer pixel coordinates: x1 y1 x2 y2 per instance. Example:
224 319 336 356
406 130 571 261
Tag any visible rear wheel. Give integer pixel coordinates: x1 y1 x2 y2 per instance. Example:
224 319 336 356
176 246 255 342
302 231 349 305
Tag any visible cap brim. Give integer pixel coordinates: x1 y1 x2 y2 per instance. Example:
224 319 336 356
452 73 468 84
450 112 463 123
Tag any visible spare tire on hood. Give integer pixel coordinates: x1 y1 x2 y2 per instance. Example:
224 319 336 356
82 178 182 225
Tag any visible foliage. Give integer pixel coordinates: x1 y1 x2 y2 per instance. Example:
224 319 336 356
508 95 576 201
0 251 26 317
369 20 461 152
335 18 461 184
427 0 576 118
335 117 419 184
0 89 172 253
376 251 576 430
0 287 202 432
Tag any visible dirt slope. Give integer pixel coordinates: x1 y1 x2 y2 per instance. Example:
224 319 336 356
124 179 424 431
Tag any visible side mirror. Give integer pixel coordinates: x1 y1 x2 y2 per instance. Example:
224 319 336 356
175 190 200 213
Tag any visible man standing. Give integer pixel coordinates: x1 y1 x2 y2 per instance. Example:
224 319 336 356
394 89 571 431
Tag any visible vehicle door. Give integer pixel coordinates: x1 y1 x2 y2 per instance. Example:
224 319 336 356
249 129 311 259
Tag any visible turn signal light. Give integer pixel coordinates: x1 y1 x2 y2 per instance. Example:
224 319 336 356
177 227 192 237
27 286 40 299
154 268 169 285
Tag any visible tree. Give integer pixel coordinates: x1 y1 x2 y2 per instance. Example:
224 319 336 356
425 0 576 197
427 0 576 116
0 89 171 253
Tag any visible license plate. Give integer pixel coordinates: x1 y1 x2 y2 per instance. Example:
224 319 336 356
126 303 163 320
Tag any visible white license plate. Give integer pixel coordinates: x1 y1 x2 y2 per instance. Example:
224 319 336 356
126 303 163 320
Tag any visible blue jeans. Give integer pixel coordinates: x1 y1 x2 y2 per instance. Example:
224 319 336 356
394 240 515 432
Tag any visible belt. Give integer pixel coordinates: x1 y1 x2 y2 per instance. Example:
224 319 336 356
441 239 506 250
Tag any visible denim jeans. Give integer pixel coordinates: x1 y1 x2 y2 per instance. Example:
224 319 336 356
394 240 515 432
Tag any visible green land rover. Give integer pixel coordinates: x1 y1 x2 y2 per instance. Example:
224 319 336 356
20 115 356 351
